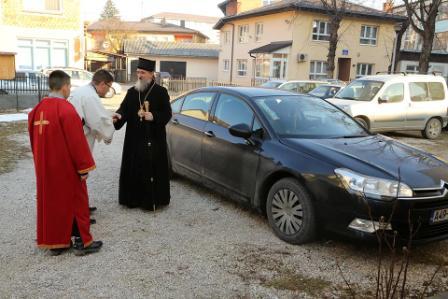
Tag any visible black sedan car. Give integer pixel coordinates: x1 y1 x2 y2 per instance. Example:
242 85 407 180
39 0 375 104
167 87 448 244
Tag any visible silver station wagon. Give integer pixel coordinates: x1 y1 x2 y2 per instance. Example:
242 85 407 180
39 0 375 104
327 74 448 139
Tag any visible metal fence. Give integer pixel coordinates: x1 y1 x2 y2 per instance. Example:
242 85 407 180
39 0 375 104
0 73 49 110
163 78 243 97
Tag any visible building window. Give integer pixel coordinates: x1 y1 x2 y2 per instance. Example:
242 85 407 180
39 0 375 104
255 55 270 78
23 0 62 12
309 61 328 80
312 20 330 41
222 31 231 44
403 29 421 51
405 65 419 73
17 38 68 71
238 25 249 43
237 59 247 76
360 25 378 45
223 59 230 72
255 23 263 42
357 63 374 77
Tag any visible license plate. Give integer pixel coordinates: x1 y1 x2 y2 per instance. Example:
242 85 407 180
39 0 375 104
431 208 448 224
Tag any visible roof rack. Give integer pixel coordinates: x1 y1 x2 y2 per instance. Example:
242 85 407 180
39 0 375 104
375 71 407 75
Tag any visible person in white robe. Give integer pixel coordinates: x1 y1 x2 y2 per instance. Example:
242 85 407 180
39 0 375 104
69 70 116 215
69 70 116 151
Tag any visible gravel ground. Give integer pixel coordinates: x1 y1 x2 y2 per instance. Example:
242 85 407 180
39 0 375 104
1 121 448 298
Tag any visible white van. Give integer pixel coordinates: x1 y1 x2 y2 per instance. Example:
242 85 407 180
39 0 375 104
326 74 448 139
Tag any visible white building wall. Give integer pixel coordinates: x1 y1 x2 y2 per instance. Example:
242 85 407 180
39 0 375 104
4 26 84 70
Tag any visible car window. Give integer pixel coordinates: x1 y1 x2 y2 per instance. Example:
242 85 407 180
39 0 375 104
336 80 383 101
180 92 215 121
309 86 328 97
71 71 81 80
213 94 254 128
83 71 93 81
381 83 404 103
429 82 445 100
171 97 184 113
279 83 298 92
254 95 367 138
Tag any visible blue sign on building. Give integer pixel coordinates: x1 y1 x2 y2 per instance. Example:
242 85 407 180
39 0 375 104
342 49 349 55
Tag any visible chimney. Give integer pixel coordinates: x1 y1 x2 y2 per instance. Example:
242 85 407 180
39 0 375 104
383 0 394 13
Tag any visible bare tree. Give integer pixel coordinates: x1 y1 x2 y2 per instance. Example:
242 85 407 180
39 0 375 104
402 0 444 73
320 0 348 78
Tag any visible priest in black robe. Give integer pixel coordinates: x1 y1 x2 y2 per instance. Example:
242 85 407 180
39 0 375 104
113 58 172 210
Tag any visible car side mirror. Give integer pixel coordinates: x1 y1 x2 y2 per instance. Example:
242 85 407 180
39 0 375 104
378 95 389 104
229 123 252 139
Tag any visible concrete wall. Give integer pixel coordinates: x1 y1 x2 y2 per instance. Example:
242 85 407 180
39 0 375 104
0 94 41 110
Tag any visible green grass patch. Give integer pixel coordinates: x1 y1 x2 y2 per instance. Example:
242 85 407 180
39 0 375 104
263 271 331 295
0 121 29 175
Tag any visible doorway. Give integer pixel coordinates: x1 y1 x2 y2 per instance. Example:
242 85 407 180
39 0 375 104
337 58 351 81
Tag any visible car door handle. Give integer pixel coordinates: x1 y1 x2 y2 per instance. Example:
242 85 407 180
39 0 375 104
204 131 215 137
171 119 179 125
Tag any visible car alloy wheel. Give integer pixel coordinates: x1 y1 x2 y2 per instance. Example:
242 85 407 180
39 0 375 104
271 189 303 235
422 118 442 139
266 178 315 244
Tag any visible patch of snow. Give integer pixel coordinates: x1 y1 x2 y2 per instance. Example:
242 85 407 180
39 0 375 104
0 113 28 123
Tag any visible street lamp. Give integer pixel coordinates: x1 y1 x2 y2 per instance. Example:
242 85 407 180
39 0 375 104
391 22 403 74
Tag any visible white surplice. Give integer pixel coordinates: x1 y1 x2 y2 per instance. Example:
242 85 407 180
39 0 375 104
69 84 115 151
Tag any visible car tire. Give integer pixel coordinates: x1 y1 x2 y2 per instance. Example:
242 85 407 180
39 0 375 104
355 117 369 130
422 118 442 139
266 178 316 244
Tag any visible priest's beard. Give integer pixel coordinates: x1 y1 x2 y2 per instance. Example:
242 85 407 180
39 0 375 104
135 78 151 92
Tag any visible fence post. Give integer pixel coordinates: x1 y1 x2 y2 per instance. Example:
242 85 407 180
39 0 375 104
15 77 18 111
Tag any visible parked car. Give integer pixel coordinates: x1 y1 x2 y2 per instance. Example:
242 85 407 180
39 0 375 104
278 80 326 94
167 86 448 244
308 84 343 99
155 71 171 86
259 79 286 89
42 67 122 98
325 79 347 86
327 74 448 139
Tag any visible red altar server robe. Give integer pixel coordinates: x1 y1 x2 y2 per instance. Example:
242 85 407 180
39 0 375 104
28 97 96 249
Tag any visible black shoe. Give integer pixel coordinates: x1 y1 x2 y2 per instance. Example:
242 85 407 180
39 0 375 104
49 248 69 256
74 241 103 256
89 206 97 213
90 218 96 224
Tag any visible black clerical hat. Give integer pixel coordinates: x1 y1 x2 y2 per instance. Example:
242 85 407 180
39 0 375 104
137 58 156 72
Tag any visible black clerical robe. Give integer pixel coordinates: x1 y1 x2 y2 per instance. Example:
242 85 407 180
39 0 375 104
114 82 172 210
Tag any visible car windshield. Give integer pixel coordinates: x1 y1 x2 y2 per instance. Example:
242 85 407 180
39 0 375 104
261 81 282 88
335 80 383 101
309 86 330 97
254 95 368 139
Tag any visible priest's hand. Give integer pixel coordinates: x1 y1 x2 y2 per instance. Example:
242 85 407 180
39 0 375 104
144 112 154 121
112 113 122 123
80 173 89 181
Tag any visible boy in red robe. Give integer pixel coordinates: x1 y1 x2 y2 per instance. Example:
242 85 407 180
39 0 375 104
28 70 103 256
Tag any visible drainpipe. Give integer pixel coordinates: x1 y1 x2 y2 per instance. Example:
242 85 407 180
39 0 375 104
249 52 256 86
230 23 235 84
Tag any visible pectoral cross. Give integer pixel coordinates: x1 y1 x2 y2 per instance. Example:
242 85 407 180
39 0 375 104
34 111 50 135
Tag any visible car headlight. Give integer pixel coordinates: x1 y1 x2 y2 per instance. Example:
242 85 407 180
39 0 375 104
335 168 413 200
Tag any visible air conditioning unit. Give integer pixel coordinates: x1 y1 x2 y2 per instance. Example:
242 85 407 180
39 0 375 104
297 53 308 62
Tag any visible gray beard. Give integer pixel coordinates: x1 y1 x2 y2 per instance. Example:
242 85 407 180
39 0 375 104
135 79 151 92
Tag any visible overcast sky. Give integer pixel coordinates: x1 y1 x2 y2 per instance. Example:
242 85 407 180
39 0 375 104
81 0 387 22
